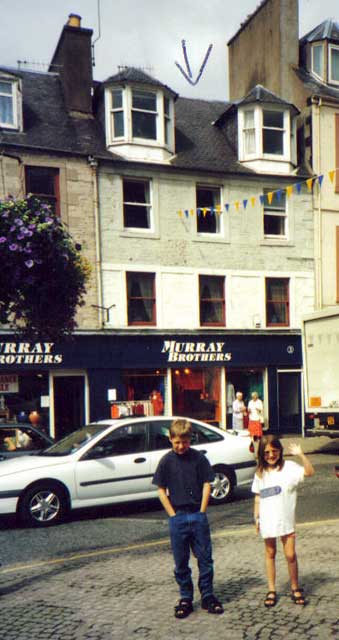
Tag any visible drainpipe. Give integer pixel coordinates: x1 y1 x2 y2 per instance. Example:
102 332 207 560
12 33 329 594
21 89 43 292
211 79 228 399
88 155 104 327
311 96 323 309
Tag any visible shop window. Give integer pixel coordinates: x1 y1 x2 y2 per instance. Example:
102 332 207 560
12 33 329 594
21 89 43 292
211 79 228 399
172 368 222 426
263 189 287 238
127 272 156 325
266 278 290 326
0 372 49 429
123 369 166 415
123 179 152 229
199 275 225 326
196 186 221 234
25 166 60 216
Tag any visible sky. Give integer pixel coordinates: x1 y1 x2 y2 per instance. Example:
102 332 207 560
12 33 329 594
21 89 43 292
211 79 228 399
1 0 339 101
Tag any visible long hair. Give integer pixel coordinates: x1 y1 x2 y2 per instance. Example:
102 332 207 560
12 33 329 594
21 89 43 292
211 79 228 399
256 434 284 478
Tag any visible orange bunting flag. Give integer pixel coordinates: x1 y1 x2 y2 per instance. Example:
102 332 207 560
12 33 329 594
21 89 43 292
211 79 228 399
250 196 256 207
286 185 293 198
328 170 335 184
267 192 274 205
306 178 313 191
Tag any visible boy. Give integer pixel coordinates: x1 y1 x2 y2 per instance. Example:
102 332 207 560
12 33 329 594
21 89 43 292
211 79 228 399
152 418 224 618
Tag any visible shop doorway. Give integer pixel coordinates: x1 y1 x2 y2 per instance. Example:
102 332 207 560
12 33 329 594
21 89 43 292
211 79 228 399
277 371 302 434
53 376 86 440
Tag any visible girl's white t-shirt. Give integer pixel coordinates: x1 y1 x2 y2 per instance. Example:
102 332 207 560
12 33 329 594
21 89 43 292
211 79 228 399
251 460 304 539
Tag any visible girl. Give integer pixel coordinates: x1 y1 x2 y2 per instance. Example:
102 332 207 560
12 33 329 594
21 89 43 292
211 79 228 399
252 435 315 608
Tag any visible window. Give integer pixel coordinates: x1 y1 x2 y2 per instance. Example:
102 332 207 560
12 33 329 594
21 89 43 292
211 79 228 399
243 110 256 154
25 166 60 216
266 278 289 327
123 179 152 229
0 80 16 127
164 96 171 145
263 189 287 237
149 420 171 451
111 89 124 138
196 186 221 234
91 423 147 457
132 89 157 139
312 44 324 79
199 275 225 326
127 272 156 325
330 45 339 84
263 110 284 155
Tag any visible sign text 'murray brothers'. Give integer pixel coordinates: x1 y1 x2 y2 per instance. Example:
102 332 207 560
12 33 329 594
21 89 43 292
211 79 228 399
161 340 232 362
0 343 63 365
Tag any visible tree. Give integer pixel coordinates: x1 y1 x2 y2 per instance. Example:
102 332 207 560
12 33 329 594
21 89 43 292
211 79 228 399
0 196 91 340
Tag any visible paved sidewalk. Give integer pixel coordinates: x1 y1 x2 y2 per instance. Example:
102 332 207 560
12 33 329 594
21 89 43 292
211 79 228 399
1 518 339 639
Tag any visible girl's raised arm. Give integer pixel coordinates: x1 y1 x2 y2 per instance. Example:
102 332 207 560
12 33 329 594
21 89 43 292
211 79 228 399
288 443 315 477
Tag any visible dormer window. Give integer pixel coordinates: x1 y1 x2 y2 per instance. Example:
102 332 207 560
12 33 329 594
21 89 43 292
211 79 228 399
312 43 324 79
329 44 339 84
0 79 18 129
105 81 175 163
238 100 295 173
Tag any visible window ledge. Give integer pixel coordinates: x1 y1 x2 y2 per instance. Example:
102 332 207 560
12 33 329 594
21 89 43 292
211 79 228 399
261 239 294 247
120 230 160 240
194 235 229 245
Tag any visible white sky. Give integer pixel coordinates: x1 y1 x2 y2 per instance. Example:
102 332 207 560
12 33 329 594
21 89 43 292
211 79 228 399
1 0 339 101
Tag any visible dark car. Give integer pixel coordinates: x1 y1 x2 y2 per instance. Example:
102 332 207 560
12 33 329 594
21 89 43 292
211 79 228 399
0 423 53 460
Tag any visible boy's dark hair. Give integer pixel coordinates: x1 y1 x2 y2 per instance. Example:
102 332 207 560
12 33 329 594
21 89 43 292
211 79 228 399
256 434 284 477
169 419 192 439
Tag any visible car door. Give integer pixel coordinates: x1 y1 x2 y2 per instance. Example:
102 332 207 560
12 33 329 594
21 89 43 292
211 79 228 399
74 421 152 502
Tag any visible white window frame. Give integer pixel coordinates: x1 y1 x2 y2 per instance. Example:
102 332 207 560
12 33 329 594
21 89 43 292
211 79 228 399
329 44 339 85
311 43 324 80
238 105 290 162
196 185 223 236
263 189 288 240
106 85 173 148
122 177 153 232
0 78 18 129
131 88 158 141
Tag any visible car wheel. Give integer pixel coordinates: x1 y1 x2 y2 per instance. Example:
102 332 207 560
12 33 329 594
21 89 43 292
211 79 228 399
19 482 69 527
210 465 234 504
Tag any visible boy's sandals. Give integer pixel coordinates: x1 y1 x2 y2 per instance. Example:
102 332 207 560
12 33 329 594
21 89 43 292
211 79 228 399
291 588 306 605
174 599 193 619
264 591 277 608
201 594 224 614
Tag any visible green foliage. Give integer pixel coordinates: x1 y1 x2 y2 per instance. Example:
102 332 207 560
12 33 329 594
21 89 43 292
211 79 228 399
0 196 91 340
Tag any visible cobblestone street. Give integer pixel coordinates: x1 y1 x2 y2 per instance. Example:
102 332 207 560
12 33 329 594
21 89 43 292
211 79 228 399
1 518 338 639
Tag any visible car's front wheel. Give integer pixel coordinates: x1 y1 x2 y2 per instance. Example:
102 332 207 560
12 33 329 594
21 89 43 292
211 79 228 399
19 482 69 527
210 465 234 504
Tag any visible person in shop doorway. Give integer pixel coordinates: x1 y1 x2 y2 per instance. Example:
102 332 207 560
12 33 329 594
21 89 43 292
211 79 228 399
248 391 264 444
232 391 247 430
152 419 224 619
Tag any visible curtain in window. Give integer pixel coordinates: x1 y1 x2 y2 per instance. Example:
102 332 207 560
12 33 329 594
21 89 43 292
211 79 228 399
128 274 155 323
244 110 255 154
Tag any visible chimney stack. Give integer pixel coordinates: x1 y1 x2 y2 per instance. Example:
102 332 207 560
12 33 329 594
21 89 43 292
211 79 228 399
49 14 93 116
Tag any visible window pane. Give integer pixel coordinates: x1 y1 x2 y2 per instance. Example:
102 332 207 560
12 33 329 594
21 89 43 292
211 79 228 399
164 96 170 116
132 111 156 139
113 111 124 137
127 273 155 324
95 424 147 456
132 90 156 111
331 48 339 81
244 129 256 154
111 89 123 109
0 95 13 124
266 279 289 325
263 129 284 154
196 187 221 234
124 204 150 228
264 214 285 235
313 45 323 77
172 368 222 425
199 276 225 325
149 421 171 450
263 111 284 128
123 180 149 204
244 110 254 127
26 167 57 195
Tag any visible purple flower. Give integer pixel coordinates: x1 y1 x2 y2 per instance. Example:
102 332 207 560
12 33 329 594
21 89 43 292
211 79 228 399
0 237 6 243
10 225 16 232
9 243 18 251
25 230 33 237
14 218 23 226
17 233 26 240
23 247 32 254
25 260 34 268
46 217 53 224
28 224 36 230
1 211 9 218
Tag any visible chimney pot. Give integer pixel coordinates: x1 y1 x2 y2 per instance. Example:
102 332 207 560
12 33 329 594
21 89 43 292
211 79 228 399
67 14 82 28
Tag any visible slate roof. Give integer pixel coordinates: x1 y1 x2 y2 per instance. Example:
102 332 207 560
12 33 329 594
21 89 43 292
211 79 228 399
0 66 305 177
300 19 339 44
294 66 339 101
238 85 299 114
104 67 177 98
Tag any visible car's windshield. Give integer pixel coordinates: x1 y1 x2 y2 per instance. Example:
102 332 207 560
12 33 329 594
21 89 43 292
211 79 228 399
42 424 107 456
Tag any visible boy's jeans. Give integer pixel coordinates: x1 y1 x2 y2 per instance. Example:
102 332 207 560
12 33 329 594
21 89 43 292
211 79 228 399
169 510 214 600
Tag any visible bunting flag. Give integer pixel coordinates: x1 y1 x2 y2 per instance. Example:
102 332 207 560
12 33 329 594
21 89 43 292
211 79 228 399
176 168 339 218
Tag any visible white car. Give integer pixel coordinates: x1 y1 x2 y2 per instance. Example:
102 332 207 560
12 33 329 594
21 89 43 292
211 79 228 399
0 416 256 527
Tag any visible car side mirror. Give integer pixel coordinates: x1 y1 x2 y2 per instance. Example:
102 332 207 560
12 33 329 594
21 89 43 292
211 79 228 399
83 445 107 460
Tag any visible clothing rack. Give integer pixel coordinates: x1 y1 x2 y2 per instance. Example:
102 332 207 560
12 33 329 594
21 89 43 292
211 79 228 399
110 400 154 419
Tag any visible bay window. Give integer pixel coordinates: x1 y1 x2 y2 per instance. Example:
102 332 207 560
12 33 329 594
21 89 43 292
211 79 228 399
330 45 339 84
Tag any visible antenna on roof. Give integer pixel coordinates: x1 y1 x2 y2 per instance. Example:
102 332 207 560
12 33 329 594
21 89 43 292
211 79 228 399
92 0 102 67
117 64 154 75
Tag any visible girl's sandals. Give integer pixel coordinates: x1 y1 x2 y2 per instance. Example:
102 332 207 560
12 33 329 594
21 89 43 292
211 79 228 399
291 588 306 605
174 599 193 619
264 591 277 608
201 594 224 614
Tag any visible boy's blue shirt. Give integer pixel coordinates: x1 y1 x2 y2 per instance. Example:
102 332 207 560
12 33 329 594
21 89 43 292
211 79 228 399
152 447 215 508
